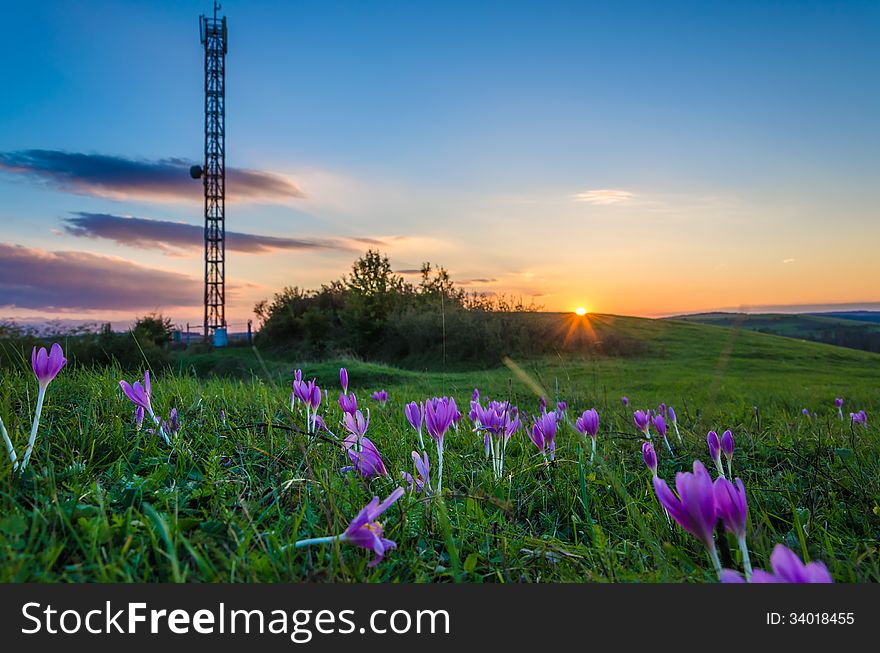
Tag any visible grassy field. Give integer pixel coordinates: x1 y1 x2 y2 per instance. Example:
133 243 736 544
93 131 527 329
0 313 878 582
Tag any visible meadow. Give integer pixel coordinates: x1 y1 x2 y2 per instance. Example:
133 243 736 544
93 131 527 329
0 314 878 582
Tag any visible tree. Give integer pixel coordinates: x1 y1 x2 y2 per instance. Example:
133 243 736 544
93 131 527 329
131 313 174 348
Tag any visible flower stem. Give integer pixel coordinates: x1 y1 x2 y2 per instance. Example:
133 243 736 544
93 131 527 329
19 385 46 472
436 439 444 494
738 536 753 581
1 415 18 468
707 544 723 580
294 535 339 548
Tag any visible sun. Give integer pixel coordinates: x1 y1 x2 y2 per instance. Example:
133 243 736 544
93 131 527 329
575 307 588 316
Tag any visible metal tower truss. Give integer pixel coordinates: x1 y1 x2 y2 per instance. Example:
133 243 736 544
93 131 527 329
200 4 227 337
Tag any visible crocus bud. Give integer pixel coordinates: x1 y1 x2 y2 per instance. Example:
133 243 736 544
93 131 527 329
668 407 677 424
721 430 734 459
340 367 349 395
642 441 657 477
834 397 843 408
621 396 629 406
707 430 725 477
633 410 650 436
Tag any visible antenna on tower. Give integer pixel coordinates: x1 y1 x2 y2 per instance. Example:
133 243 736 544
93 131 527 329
192 3 228 344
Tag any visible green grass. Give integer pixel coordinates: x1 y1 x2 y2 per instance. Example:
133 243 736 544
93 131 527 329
0 314 878 582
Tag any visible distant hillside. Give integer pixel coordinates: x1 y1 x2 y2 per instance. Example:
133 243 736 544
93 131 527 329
670 312 880 354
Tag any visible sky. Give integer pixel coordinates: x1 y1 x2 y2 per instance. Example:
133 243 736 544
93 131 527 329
1 0 878 329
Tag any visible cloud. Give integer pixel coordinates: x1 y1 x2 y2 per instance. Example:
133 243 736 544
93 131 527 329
0 150 304 204
782 258 795 264
0 243 201 311
457 278 497 286
62 212 356 255
572 189 634 205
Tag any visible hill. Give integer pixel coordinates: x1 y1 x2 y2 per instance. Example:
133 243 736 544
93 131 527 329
669 312 880 354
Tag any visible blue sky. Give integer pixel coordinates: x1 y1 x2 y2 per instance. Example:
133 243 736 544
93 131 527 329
1 0 878 326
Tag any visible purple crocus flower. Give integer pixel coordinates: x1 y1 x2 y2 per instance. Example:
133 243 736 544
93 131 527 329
707 430 724 478
556 400 567 418
339 393 358 415
341 487 404 566
135 406 145 431
714 476 752 579
31 343 67 388
642 441 658 478
371 389 388 407
425 397 456 492
633 410 650 437
802 408 810 417
721 430 734 476
405 401 424 449
722 544 832 584
621 396 629 407
850 410 867 427
575 408 599 461
340 367 349 395
295 487 405 568
652 413 673 455
652 460 722 578
835 397 843 419
401 450 430 494
474 400 519 478
342 434 388 479
120 371 170 445
342 409 370 447
530 411 558 461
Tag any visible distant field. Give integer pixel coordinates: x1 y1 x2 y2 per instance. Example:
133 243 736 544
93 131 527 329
1 314 878 582
671 311 880 354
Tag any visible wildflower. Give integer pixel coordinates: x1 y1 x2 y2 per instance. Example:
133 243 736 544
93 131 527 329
642 441 658 478
400 451 430 494
371 389 388 407
835 397 844 419
474 400 519 478
135 406 145 431
19 342 68 472
530 411 558 461
652 413 673 455
652 460 722 578
556 400 567 419
405 401 424 449
668 406 681 442
339 393 358 415
425 396 456 493
621 396 629 406
722 544 832 583
714 477 751 579
850 410 867 427
340 367 349 395
294 487 405 567
220 409 227 425
707 431 725 478
342 409 370 450
342 434 387 479
801 408 810 417
575 408 599 462
120 371 170 445
721 430 734 477
633 410 650 437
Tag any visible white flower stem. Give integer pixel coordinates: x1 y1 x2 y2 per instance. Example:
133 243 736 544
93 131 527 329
738 536 753 581
590 437 596 464
436 439 444 494
714 458 726 479
418 428 424 451
1 415 18 467
726 459 732 478
707 543 723 580
294 535 339 548
18 385 46 472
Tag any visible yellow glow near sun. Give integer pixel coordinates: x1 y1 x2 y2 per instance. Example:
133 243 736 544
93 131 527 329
575 307 588 316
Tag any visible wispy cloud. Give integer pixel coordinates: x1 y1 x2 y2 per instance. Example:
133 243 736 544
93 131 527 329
0 150 305 204
782 258 795 264
0 243 200 311
61 212 358 255
572 189 634 205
